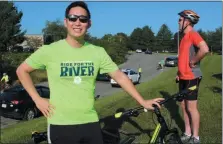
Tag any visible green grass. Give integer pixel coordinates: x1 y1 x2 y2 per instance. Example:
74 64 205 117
1 54 222 143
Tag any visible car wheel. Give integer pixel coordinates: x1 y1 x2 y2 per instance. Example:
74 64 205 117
23 108 36 121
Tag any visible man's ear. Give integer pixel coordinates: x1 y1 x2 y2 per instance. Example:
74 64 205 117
64 18 67 28
88 20 92 29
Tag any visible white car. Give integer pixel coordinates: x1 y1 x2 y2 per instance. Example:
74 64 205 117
136 49 142 53
110 69 140 87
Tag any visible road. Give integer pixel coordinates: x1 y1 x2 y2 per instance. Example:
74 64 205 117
1 52 175 129
95 52 172 97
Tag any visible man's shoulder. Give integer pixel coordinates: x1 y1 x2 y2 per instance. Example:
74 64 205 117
48 39 65 47
38 39 65 50
188 30 201 37
85 42 105 51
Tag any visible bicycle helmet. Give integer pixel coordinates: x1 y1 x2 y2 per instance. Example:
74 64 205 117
178 10 200 24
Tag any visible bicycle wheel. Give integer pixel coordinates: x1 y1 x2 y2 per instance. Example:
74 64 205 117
164 133 183 144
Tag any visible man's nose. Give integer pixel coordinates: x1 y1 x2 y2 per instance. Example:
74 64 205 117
74 18 81 25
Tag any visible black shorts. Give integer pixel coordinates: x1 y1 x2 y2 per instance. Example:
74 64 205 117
179 76 202 100
48 122 103 144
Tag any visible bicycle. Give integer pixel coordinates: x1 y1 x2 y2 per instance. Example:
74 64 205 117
27 85 197 144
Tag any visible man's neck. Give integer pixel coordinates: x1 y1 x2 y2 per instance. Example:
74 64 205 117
66 35 85 48
184 25 194 34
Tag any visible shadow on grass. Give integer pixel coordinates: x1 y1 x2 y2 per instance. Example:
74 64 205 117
99 108 153 143
159 91 185 133
212 73 222 80
209 86 222 95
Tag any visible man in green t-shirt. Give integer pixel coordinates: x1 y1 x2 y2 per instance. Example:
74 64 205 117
16 1 164 144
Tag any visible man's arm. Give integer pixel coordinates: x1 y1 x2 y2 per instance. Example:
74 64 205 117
16 62 54 117
108 69 163 110
16 62 41 102
190 41 209 65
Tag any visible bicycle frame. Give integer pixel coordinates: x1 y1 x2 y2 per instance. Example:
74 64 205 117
150 104 180 144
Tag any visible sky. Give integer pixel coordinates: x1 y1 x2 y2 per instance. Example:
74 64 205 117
14 1 222 38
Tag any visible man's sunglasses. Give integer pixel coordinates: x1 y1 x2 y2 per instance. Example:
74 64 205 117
67 15 89 23
178 18 183 22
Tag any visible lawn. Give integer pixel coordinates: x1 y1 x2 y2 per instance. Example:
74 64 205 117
1 54 222 143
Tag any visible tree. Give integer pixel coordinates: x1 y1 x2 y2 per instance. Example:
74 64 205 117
42 19 66 45
141 26 155 51
207 27 222 52
0 1 26 52
129 28 143 50
155 24 173 52
26 36 43 50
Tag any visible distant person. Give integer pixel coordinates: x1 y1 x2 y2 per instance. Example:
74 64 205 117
16 1 164 144
1 73 9 85
138 65 142 80
0 73 10 90
177 10 209 144
158 59 165 70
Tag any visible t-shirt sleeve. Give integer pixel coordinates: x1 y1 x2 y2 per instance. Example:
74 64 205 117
99 48 119 74
191 31 204 47
25 45 49 70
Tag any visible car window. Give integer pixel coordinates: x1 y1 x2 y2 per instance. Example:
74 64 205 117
130 71 135 75
41 88 50 99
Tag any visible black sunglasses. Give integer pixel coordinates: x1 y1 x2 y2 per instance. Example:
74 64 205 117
178 18 183 22
67 15 89 23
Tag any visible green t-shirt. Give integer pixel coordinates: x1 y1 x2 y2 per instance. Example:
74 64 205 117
25 39 118 125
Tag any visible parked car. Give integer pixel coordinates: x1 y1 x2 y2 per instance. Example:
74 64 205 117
136 49 142 53
0 85 50 120
110 69 140 87
165 56 178 67
145 50 152 54
96 73 110 81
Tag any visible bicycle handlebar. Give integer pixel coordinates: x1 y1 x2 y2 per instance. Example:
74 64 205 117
114 85 197 118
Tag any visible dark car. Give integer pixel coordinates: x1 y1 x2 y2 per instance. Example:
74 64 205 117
145 50 152 54
0 85 50 120
96 73 110 81
165 56 178 67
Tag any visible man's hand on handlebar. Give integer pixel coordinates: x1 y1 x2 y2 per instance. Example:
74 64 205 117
141 98 164 110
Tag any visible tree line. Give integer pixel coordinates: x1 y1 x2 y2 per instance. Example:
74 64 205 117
0 1 222 65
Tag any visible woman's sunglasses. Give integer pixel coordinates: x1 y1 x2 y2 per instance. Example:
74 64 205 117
67 15 89 23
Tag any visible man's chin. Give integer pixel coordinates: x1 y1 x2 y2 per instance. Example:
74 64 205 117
71 34 84 39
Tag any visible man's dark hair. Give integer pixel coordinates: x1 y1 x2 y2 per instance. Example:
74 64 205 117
65 1 91 19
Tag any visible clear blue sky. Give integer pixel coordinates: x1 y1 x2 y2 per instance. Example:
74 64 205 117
14 1 222 38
